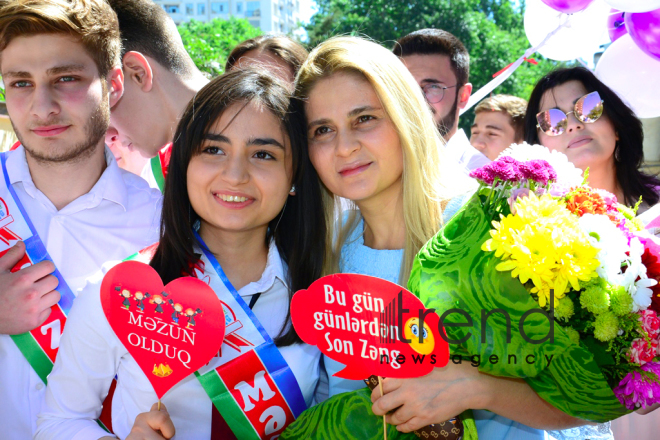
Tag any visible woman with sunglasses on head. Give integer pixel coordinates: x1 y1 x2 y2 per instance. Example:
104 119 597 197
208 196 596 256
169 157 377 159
525 66 660 211
292 36 596 440
36 68 326 440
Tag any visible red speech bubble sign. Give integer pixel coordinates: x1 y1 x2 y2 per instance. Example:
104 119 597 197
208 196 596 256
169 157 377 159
101 261 225 399
291 274 449 380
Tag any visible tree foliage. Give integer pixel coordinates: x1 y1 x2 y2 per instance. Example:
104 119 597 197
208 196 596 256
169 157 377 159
178 17 261 77
305 0 567 130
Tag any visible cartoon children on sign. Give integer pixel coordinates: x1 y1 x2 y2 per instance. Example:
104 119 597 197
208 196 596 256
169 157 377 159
135 291 148 313
116 287 131 310
169 300 184 324
114 284 206 333
185 308 202 329
149 292 169 313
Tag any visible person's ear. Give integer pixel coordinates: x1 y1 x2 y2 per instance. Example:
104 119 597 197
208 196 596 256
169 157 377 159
457 83 472 110
123 51 154 92
107 67 124 108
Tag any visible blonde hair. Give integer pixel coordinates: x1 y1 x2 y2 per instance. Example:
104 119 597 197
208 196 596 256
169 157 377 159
0 0 121 77
475 94 527 142
295 36 472 285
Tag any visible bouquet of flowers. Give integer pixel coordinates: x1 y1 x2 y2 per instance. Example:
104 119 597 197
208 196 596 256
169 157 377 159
409 143 660 422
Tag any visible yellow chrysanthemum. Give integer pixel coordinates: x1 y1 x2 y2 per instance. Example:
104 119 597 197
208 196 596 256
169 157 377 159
530 282 556 308
500 224 557 288
482 215 526 258
484 193 600 307
553 232 600 296
514 193 571 224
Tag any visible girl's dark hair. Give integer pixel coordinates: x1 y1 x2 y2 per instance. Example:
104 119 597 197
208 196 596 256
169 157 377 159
524 66 660 206
150 68 326 346
225 34 308 77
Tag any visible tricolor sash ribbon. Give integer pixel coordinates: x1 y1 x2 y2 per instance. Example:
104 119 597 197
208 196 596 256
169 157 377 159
149 143 172 193
0 152 76 384
194 232 307 439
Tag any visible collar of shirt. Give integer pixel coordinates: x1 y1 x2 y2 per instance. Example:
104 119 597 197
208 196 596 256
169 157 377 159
6 144 128 214
198 239 289 299
239 239 289 298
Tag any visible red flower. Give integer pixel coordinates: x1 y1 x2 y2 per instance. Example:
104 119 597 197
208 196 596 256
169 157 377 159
639 310 660 340
628 338 658 365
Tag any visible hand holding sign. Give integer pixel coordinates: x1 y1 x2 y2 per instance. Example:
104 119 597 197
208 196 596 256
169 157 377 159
101 261 225 399
290 274 454 440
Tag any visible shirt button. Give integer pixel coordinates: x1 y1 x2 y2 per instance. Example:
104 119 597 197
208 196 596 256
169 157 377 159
36 382 44 391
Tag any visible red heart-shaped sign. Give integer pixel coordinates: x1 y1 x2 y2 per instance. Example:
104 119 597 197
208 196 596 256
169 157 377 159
101 261 225 398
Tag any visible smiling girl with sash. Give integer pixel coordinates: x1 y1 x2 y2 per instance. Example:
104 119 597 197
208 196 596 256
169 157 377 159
37 68 326 440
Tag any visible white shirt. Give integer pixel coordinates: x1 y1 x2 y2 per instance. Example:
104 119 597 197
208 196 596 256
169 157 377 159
445 129 491 173
0 146 162 440
36 240 321 440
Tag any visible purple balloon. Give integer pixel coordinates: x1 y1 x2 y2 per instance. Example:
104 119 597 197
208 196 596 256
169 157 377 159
625 8 660 61
608 9 627 42
541 0 594 14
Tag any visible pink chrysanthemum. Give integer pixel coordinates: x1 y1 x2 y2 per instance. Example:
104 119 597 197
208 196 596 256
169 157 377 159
519 160 556 185
614 363 660 409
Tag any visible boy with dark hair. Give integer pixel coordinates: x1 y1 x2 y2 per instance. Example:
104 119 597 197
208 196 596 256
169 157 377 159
0 1 161 437
106 0 208 190
394 28 489 172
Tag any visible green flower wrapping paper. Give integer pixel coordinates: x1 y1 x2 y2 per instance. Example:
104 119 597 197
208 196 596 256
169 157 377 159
281 388 478 440
408 192 628 423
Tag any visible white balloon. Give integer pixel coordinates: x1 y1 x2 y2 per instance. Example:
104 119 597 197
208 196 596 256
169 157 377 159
595 34 660 118
604 0 660 12
525 0 610 61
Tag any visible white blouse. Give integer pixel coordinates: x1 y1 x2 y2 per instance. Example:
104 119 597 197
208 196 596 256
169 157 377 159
36 241 321 440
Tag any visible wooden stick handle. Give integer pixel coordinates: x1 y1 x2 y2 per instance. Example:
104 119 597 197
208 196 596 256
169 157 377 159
378 376 386 440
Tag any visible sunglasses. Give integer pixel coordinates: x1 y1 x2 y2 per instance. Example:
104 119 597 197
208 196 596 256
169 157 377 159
536 91 604 136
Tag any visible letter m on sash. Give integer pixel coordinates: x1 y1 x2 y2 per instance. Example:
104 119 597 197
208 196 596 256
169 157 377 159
235 371 276 411
220 350 295 438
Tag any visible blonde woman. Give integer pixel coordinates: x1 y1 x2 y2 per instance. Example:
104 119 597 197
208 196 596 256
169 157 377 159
294 36 589 439
295 34 470 396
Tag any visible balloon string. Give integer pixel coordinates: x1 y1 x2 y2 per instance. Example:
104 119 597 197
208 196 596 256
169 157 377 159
379 376 386 440
460 13 572 115
158 399 161 411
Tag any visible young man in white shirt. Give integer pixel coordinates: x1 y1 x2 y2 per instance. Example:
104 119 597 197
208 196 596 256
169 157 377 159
0 1 161 438
105 0 208 191
393 29 490 172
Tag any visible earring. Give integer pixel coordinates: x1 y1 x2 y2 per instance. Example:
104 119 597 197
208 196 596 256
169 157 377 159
193 219 201 231
289 184 296 193
615 144 621 162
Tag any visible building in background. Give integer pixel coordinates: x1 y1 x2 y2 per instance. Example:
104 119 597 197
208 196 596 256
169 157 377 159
155 0 306 34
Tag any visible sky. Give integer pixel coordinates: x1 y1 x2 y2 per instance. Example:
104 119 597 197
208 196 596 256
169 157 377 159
299 0 317 24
